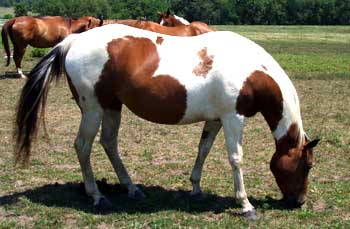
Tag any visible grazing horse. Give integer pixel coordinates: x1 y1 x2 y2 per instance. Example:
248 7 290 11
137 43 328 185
157 9 215 32
1 16 102 78
102 19 214 36
14 24 319 219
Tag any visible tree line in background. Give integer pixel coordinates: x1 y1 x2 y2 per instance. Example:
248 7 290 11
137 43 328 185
1 0 349 25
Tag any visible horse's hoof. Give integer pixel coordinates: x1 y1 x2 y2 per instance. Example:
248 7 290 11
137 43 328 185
128 189 146 200
93 197 113 213
190 191 205 200
243 209 259 221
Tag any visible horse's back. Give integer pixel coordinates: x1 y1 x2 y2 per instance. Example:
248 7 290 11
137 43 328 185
64 25 287 124
25 16 70 47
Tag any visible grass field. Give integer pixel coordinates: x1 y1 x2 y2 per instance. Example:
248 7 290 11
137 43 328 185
0 26 349 228
0 7 13 18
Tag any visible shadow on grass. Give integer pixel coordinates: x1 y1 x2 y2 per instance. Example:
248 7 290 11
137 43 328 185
0 71 28 79
0 180 285 215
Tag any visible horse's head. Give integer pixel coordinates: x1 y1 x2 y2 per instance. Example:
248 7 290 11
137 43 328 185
71 16 102 33
157 9 171 26
157 9 189 26
270 132 320 208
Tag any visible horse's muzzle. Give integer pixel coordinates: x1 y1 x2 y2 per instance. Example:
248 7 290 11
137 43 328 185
282 195 305 209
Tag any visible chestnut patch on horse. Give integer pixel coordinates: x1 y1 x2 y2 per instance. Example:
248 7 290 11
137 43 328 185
95 36 187 124
192 47 214 77
236 70 283 131
275 122 301 153
270 122 309 200
156 36 164 45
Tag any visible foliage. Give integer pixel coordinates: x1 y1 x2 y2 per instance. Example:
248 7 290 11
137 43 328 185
30 48 48 58
1 0 350 25
0 0 11 7
3 13 12 18
14 0 27 16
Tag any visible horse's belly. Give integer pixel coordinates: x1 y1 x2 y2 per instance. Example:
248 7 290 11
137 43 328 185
119 75 188 125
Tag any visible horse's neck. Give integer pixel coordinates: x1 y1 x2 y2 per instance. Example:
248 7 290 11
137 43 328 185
104 19 118 25
247 71 304 146
173 15 190 25
273 87 304 150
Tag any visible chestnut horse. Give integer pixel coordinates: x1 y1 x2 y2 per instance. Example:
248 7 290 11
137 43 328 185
1 16 102 78
157 9 215 32
102 19 214 36
14 24 319 219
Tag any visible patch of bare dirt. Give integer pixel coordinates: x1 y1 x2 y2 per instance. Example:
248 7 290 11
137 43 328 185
312 199 326 212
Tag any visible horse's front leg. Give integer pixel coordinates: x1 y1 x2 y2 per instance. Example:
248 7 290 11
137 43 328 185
100 109 145 200
75 110 109 210
221 113 257 220
190 120 222 197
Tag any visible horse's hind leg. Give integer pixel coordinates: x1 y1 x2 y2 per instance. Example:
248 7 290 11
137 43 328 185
75 110 110 209
190 120 222 197
100 109 145 200
13 44 27 78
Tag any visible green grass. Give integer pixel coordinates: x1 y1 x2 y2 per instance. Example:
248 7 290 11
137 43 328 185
216 25 350 80
0 7 14 18
0 25 349 228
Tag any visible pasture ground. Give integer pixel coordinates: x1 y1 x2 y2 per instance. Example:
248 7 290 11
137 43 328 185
0 26 349 228
0 7 13 18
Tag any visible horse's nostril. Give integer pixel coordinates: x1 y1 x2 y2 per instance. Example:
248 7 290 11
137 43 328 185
284 196 303 209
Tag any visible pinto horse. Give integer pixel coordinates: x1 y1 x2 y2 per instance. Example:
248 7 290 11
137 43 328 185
1 16 102 78
14 24 319 219
157 9 215 32
102 19 214 36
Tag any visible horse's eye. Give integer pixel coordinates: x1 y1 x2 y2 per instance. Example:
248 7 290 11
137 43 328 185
306 163 313 170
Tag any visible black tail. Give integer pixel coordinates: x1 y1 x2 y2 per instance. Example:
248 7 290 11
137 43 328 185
14 37 74 165
1 18 16 66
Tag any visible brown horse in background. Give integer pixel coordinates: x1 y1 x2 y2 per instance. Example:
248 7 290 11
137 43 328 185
1 16 102 78
157 9 215 32
103 18 214 36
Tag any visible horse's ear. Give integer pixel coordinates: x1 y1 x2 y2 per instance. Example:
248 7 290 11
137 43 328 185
166 9 170 16
304 139 320 150
99 16 104 26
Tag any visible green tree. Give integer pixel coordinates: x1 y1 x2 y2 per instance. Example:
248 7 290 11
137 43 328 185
264 0 287 24
14 0 28 16
32 0 66 16
0 0 11 7
335 0 350 24
217 0 239 24
63 0 111 18
319 0 336 25
237 0 269 24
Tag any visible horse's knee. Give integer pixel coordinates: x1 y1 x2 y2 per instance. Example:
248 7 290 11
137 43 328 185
228 154 243 170
99 133 116 150
99 138 111 151
74 137 83 151
74 136 92 157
